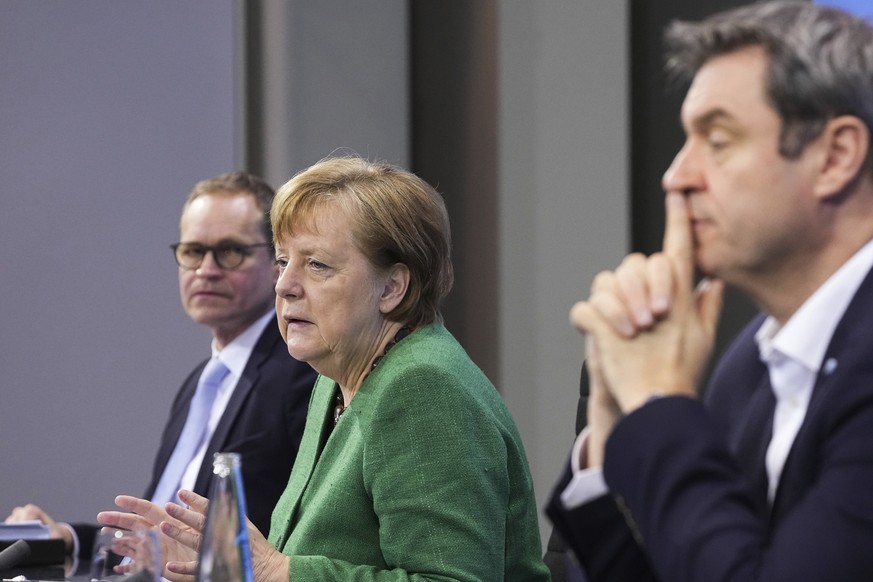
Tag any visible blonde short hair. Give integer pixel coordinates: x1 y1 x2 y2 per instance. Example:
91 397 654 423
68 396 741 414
272 156 453 326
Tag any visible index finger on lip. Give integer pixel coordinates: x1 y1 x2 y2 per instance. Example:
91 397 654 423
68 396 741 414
662 192 695 290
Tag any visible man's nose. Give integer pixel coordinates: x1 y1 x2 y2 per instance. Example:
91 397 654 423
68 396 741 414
196 250 224 275
662 142 702 196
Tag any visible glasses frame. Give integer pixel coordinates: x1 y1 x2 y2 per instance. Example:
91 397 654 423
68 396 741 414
170 241 273 271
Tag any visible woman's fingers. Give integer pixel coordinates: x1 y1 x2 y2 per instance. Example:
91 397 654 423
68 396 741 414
178 489 209 514
159 490 208 553
160 519 201 553
115 495 170 525
96 510 152 531
167 562 197 579
163 560 197 582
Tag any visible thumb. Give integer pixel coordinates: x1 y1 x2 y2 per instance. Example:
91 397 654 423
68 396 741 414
694 278 724 338
584 335 604 389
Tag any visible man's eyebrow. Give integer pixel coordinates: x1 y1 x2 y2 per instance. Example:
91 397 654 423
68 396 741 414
689 108 736 133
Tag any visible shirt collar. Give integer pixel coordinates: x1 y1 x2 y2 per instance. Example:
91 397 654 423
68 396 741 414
755 238 873 372
210 309 275 378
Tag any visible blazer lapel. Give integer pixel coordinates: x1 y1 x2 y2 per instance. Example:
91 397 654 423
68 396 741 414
732 373 776 510
706 315 772 519
269 374 333 549
772 264 873 521
145 362 206 500
192 371 256 494
192 323 279 494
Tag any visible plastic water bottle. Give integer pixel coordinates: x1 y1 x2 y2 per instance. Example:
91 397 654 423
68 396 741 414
195 453 254 582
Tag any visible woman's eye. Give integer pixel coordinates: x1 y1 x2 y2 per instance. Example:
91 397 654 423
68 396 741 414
308 259 327 271
274 258 288 270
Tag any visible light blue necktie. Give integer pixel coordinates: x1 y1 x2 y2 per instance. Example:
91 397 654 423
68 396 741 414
151 357 230 507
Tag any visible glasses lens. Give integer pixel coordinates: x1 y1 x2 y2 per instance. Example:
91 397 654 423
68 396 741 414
172 242 263 270
174 243 206 269
214 244 246 270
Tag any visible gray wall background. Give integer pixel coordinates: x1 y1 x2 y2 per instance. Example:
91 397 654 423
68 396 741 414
498 0 628 547
0 0 237 524
0 0 627 552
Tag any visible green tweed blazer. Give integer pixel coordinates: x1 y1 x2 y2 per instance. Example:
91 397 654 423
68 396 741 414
267 323 550 580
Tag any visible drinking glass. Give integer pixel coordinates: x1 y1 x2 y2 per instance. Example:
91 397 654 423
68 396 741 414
89 527 161 582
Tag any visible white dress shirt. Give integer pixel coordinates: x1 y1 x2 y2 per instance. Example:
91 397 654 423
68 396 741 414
561 239 873 509
67 310 278 563
178 309 276 492
755 238 873 501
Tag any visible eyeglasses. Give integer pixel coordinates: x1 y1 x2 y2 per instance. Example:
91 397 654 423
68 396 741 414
170 242 273 270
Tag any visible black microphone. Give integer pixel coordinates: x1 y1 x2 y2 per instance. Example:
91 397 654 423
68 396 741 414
0 539 32 570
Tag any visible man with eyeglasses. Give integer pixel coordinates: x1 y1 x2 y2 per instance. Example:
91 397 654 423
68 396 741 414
6 172 317 563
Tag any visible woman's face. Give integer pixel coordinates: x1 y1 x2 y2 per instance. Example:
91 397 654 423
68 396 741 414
274 205 402 382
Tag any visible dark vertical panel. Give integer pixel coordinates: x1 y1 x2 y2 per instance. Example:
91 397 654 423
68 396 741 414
240 0 266 175
238 1 409 187
630 0 759 383
410 2 500 382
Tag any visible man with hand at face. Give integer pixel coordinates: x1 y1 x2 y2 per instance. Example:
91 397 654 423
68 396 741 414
6 172 316 561
547 2 873 581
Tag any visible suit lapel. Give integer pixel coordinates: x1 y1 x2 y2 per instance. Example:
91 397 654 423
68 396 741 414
145 362 206 499
191 370 256 494
706 315 772 518
192 323 279 494
731 373 776 516
802 263 873 421
772 265 873 520
269 374 333 549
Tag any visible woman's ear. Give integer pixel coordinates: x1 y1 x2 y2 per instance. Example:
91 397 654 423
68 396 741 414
814 115 870 200
379 263 410 314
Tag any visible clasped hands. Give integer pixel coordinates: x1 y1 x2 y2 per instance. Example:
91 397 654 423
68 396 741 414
96 490 287 582
573 193 724 468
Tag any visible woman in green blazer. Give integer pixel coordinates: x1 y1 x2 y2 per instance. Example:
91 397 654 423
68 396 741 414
101 155 550 581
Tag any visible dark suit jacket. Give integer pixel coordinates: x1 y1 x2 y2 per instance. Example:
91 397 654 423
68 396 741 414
75 321 316 558
547 266 873 581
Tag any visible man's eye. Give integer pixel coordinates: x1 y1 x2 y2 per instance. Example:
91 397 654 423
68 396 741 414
182 246 206 258
706 129 732 152
218 245 245 258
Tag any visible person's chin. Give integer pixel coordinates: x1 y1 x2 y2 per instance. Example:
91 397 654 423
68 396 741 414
693 250 724 280
287 349 317 367
189 291 230 304
285 337 320 365
187 305 231 326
